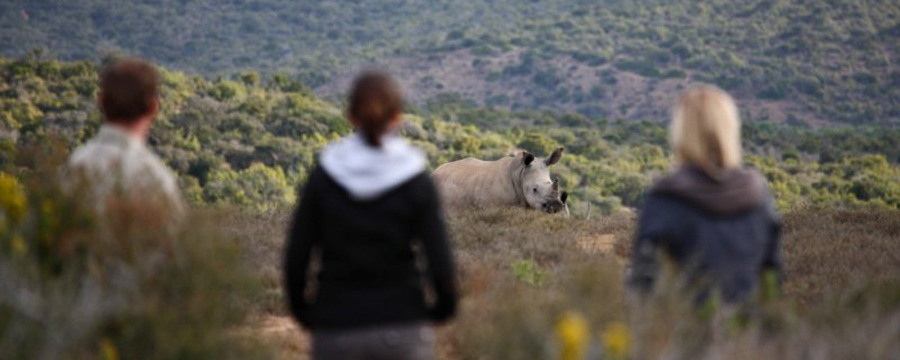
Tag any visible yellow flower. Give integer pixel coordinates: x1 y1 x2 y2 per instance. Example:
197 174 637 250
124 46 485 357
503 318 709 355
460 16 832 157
100 338 119 360
11 234 26 255
41 198 54 215
555 311 589 360
0 173 27 225
602 321 631 359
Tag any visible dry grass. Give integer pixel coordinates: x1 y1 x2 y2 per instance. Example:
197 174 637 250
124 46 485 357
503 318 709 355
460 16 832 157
227 207 900 360
780 211 900 305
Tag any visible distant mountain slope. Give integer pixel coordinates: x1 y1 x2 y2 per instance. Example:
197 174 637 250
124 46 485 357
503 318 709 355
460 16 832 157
1 0 898 125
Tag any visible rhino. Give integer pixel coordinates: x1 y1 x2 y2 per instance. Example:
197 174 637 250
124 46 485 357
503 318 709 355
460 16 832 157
432 147 569 214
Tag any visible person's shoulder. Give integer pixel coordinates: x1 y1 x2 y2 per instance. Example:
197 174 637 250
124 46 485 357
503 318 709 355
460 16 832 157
401 171 439 204
404 171 436 191
67 138 111 167
297 165 332 197
138 149 177 182
304 165 328 186
640 190 688 215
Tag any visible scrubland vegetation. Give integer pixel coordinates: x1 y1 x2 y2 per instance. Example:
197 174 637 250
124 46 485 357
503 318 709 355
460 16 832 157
0 54 898 358
2 56 898 217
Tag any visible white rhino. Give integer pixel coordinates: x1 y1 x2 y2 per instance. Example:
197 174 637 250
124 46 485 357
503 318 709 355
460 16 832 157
432 148 569 214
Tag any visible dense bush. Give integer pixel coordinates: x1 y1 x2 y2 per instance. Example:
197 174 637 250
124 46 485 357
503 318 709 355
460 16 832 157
0 172 269 360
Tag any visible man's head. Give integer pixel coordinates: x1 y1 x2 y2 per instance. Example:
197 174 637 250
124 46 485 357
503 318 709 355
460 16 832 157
98 58 160 137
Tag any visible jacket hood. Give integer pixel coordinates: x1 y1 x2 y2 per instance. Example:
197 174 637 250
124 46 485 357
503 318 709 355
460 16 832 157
320 133 427 201
650 166 768 214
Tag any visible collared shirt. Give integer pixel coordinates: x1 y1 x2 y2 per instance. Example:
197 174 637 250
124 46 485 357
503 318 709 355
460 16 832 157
64 124 184 217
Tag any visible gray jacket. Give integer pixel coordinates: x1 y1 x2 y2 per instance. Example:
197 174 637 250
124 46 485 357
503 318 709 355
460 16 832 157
627 166 782 304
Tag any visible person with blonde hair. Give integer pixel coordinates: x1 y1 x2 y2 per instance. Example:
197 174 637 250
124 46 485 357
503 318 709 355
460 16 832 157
627 85 782 305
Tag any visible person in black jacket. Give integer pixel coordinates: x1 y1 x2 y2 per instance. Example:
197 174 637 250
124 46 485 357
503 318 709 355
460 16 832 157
284 72 457 360
627 85 782 307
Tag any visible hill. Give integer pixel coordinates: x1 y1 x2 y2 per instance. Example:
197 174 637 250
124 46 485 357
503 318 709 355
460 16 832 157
1 0 899 125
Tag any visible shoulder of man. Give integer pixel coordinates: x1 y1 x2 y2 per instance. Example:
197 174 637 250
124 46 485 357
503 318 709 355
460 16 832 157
121 147 184 213
67 139 110 168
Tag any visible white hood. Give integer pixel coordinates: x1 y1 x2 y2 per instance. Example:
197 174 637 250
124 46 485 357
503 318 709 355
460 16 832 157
320 133 427 201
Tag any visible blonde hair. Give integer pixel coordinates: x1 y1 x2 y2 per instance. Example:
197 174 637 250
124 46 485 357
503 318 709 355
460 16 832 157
670 85 742 177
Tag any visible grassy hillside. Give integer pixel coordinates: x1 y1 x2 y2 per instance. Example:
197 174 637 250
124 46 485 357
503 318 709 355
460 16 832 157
2 56 899 214
229 207 900 359
1 0 898 124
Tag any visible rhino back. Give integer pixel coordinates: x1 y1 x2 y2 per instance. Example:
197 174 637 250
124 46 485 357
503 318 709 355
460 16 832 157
432 157 518 209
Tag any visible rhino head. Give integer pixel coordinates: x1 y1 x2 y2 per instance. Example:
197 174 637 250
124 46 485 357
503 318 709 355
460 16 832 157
545 188 570 215
518 147 567 214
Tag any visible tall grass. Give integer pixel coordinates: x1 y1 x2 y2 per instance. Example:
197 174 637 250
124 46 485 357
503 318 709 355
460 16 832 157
0 173 271 360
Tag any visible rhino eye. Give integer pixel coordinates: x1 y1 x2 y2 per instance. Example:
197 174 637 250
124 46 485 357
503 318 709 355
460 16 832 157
533 188 538 193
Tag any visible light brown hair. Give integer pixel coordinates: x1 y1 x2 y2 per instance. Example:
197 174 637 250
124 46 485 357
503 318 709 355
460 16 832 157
99 58 160 123
347 72 403 147
670 85 742 177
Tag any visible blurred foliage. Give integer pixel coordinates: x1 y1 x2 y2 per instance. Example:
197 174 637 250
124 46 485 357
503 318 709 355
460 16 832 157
0 171 269 359
1 0 898 124
1 56 898 215
511 258 548 287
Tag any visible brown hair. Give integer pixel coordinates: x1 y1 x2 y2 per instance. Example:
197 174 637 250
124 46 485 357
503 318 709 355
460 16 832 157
99 58 161 123
347 72 403 147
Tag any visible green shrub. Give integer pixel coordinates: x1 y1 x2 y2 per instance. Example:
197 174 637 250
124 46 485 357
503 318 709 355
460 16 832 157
511 259 548 286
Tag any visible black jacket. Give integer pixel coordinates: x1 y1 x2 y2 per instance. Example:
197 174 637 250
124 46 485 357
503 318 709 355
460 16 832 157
284 166 457 330
627 166 782 304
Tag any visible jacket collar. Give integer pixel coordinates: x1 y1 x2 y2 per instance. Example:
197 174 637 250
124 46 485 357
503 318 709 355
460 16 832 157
95 124 145 150
651 166 768 214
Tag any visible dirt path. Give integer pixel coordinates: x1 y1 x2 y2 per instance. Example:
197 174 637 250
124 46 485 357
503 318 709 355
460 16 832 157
240 315 309 360
576 234 617 254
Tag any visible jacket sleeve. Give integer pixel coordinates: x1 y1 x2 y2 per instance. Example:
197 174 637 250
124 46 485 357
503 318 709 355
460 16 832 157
283 171 321 326
414 176 458 323
627 194 667 296
761 196 784 280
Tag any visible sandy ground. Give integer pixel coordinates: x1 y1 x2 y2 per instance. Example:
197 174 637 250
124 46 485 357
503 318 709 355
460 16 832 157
240 315 310 360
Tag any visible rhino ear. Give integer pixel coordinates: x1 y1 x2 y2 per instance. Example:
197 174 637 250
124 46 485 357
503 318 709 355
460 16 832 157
561 191 568 204
523 152 535 166
545 147 564 166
